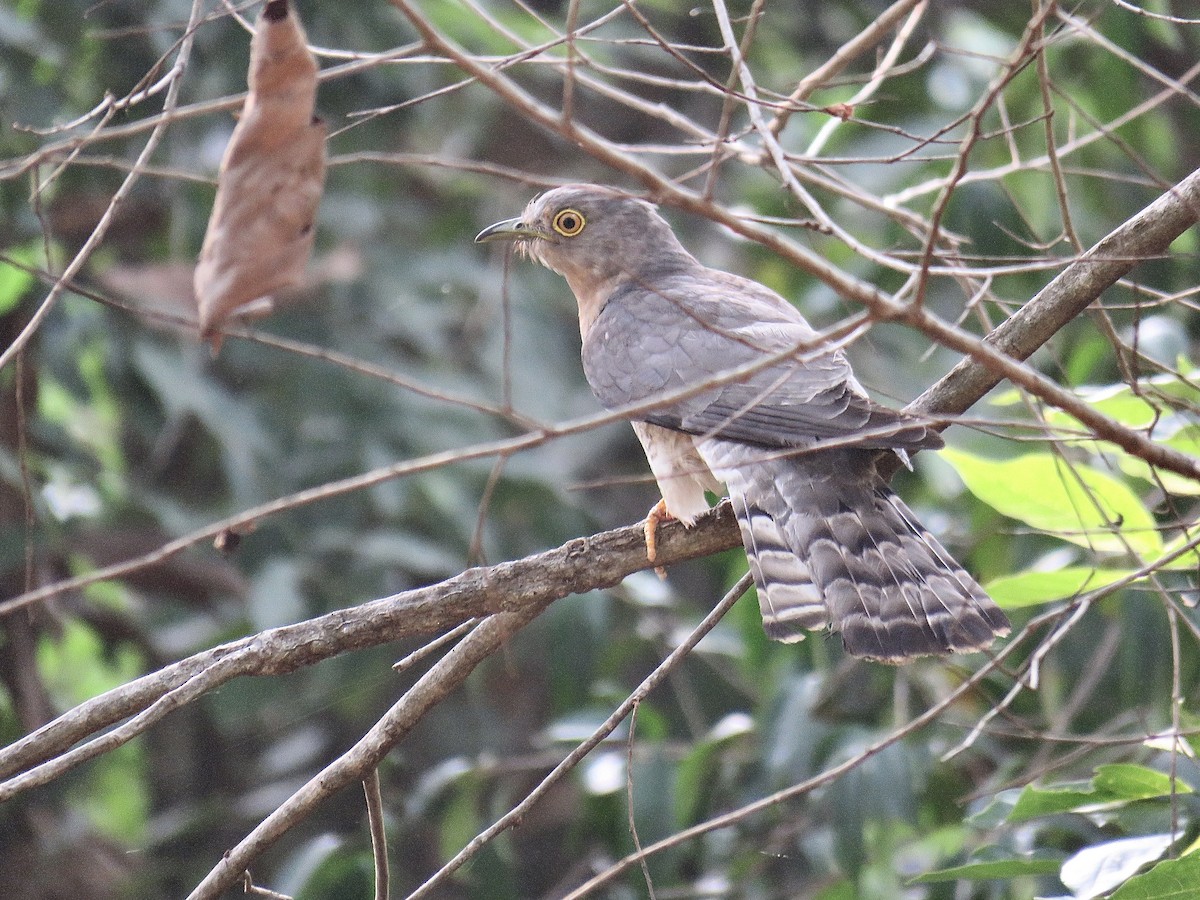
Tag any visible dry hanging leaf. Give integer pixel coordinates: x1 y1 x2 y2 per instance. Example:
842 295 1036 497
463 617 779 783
194 0 326 349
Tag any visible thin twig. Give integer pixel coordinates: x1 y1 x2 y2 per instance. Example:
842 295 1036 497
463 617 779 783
364 769 390 900
0 0 206 373
186 608 549 899
404 574 753 899
767 0 927 137
626 700 657 900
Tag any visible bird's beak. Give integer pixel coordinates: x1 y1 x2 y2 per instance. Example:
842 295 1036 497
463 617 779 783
474 217 550 244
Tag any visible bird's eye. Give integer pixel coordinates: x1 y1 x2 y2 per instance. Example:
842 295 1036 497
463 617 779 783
551 208 586 237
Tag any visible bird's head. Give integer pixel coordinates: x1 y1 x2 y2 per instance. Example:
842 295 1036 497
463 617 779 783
475 185 694 291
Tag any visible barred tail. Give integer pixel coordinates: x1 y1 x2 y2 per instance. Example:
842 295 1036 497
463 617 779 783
710 445 1010 663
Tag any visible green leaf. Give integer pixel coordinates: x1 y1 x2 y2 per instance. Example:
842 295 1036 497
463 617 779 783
1008 786 1098 823
1044 383 1159 430
0 242 39 315
986 388 1025 407
1110 854 1200 899
911 857 1063 883
990 377 1200 429
285 841 372 899
967 790 1020 827
1144 531 1200 571
1008 765 1190 823
1069 384 1163 429
1119 455 1200 497
1092 764 1192 800
984 566 1137 607
942 449 1161 558
988 377 1200 497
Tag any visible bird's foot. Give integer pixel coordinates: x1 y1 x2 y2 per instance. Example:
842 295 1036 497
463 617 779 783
644 498 675 579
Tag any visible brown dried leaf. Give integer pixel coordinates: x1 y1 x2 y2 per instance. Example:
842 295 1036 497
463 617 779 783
194 0 327 349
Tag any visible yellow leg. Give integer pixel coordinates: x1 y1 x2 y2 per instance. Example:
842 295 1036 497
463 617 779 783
644 498 675 578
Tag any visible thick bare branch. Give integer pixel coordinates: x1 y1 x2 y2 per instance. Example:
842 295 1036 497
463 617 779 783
910 165 1200 421
0 504 740 792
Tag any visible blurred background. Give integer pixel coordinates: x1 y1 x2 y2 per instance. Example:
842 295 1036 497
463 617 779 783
2 1 1199 897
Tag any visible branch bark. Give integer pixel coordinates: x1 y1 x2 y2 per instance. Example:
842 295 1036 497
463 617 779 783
0 503 740 791
910 165 1200 420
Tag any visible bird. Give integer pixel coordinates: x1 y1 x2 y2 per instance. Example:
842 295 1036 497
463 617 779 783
476 184 1010 663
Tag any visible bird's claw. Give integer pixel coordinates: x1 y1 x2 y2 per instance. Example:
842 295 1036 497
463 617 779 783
644 498 674 579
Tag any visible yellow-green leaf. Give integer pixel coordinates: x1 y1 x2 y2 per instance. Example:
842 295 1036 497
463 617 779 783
910 857 1063 884
984 566 1137 607
0 242 39 315
1160 532 1200 571
943 449 1161 558
1093 764 1192 800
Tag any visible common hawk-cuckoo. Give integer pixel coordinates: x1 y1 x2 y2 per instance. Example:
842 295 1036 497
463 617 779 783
477 185 1009 663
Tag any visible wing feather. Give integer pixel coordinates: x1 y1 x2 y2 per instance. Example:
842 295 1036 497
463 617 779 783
582 270 940 452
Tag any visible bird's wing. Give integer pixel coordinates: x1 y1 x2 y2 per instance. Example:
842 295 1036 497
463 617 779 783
582 271 940 451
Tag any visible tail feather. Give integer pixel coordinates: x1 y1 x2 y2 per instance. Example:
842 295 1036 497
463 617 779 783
731 493 825 641
704 442 1009 663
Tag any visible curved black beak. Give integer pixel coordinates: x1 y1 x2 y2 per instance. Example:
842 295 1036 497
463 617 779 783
474 217 550 244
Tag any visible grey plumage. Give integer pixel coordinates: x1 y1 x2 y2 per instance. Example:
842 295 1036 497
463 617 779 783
476 184 1009 663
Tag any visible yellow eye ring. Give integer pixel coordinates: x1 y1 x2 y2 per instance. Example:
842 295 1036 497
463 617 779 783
551 208 586 237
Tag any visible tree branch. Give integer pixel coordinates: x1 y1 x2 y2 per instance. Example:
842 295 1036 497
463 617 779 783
911 165 1200 420
186 607 546 900
5 5 1198 898
0 504 740 792
391 0 1200 480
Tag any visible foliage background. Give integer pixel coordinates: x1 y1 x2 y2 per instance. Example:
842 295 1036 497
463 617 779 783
1 0 1199 898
